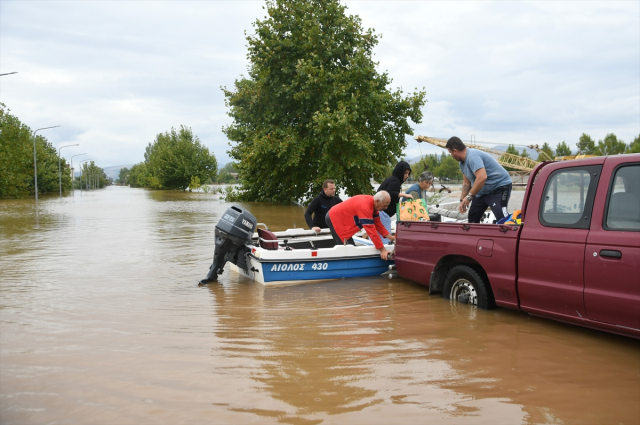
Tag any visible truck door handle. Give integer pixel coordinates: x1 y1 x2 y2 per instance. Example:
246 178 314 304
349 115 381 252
599 250 622 259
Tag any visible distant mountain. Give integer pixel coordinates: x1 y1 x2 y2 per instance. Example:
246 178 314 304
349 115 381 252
491 145 540 160
404 155 425 163
75 164 135 179
103 164 135 180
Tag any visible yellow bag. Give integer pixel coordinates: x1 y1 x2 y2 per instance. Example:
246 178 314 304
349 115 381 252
397 199 430 221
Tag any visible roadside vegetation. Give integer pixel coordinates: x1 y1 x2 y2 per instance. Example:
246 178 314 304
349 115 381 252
75 161 110 189
0 103 74 199
124 126 218 191
215 163 239 184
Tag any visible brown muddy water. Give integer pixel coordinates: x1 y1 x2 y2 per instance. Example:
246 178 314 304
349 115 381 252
1 187 639 425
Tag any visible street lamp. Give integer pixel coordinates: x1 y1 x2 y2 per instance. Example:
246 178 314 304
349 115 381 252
79 160 91 194
0 72 18 76
59 144 79 197
33 126 61 202
70 153 86 195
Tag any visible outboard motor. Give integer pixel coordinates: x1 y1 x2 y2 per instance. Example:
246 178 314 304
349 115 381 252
200 206 257 284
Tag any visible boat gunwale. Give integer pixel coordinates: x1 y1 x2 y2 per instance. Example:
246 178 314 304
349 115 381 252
247 252 389 263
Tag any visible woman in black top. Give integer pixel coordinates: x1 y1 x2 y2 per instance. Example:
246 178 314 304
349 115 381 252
377 161 412 218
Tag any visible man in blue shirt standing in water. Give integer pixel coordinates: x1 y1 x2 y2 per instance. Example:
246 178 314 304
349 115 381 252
446 136 513 223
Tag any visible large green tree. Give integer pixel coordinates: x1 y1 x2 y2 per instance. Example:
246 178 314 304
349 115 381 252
222 0 426 203
146 126 217 190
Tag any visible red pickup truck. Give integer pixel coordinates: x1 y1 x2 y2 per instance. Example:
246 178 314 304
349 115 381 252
395 154 640 339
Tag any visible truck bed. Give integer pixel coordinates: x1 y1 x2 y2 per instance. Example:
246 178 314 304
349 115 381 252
395 221 521 309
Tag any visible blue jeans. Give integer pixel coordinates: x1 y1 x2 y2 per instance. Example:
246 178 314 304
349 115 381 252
377 211 392 244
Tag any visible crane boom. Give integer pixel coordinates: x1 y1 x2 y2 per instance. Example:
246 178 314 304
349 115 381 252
527 144 554 161
414 135 540 172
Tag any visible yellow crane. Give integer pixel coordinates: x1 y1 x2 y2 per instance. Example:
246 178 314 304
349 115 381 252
526 144 554 161
415 135 541 172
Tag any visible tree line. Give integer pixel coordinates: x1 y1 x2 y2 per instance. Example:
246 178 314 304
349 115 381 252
573 133 639 156
504 133 639 163
77 161 110 190
118 125 218 191
403 153 463 181
405 132 639 181
518 133 639 160
0 103 75 198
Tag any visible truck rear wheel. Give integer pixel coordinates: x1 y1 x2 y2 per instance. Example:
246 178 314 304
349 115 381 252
442 265 495 310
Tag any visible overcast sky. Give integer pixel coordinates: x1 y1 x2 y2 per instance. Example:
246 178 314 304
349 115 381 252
1 1 638 168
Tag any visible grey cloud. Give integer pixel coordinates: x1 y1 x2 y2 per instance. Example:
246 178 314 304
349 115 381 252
1 1 638 168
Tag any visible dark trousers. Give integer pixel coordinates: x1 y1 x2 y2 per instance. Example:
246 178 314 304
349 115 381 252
468 184 512 223
325 211 355 246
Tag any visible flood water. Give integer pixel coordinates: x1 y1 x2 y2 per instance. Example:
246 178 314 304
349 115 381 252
1 187 639 424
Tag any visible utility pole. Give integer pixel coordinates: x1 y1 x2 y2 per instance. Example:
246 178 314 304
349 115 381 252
59 144 79 196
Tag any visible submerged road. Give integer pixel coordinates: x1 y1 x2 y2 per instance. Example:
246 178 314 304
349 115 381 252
1 186 638 424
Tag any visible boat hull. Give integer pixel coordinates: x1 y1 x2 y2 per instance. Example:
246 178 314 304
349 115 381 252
229 239 395 286
254 256 391 284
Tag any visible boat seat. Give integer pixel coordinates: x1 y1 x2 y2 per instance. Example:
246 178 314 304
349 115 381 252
258 228 279 250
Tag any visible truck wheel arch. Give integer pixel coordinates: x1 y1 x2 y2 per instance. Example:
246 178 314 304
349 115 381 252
430 255 492 298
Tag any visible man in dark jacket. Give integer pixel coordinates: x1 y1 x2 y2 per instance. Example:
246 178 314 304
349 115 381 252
377 161 413 218
304 179 343 232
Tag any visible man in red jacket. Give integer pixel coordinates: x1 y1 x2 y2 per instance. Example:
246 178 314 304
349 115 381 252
325 191 395 260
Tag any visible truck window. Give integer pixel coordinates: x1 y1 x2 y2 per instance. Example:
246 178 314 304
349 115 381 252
604 164 640 231
539 165 601 229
